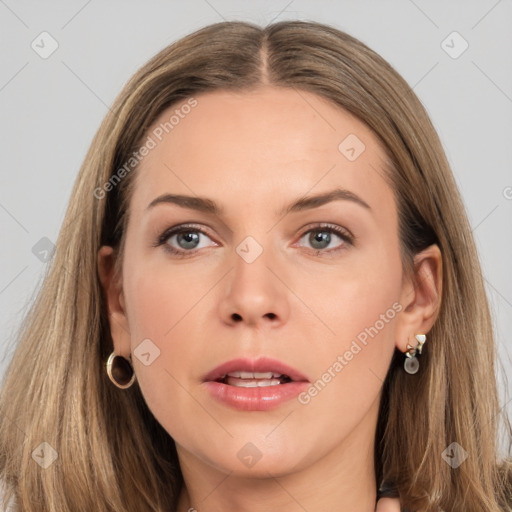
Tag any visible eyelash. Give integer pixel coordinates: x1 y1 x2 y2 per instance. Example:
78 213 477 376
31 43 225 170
153 223 355 259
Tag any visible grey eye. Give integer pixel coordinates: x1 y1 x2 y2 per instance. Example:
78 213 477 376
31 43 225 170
309 231 332 249
299 229 346 251
176 231 201 249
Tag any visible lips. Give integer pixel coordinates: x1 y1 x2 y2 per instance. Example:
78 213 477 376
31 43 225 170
203 357 310 412
202 357 310 411
203 357 309 385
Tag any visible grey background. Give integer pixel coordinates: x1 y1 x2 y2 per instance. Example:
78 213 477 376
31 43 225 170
1 0 511 443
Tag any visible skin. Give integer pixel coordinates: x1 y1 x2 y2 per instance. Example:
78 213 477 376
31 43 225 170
98 86 442 512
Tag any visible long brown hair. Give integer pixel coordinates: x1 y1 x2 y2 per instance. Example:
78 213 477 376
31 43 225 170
1 20 511 511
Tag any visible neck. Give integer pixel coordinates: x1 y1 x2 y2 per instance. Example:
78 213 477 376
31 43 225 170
176 399 379 512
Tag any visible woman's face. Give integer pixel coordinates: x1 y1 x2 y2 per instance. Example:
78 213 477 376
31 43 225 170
104 86 425 478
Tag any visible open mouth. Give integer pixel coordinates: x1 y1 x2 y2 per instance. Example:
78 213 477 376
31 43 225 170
217 371 294 387
203 359 310 410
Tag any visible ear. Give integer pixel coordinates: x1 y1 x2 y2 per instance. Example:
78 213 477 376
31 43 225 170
395 244 443 352
97 245 131 358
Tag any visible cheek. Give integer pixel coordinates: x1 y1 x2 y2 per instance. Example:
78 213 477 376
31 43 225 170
294 242 402 401
294 272 400 442
296 240 402 342
123 250 217 340
120 251 202 417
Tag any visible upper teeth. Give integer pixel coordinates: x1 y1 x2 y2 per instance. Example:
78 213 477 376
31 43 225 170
225 371 283 379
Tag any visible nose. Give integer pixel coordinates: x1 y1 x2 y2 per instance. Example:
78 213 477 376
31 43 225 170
218 245 290 329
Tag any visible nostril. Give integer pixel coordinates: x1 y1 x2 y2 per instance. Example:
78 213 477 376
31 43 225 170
230 312 276 322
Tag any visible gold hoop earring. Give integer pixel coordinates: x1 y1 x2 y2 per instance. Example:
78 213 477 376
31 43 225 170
106 352 136 389
403 334 426 374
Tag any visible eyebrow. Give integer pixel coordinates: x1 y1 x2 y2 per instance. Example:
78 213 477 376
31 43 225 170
278 188 371 216
145 188 371 217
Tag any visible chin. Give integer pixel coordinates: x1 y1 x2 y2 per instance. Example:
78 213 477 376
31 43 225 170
200 440 310 478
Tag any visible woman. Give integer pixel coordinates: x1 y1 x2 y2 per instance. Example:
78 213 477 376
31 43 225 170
0 20 510 511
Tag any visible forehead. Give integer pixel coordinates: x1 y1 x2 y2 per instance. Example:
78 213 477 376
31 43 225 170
130 86 394 219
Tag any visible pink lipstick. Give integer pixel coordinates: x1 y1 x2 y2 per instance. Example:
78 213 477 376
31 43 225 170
202 357 310 411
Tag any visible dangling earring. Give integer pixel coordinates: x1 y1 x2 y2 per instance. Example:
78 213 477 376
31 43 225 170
403 334 426 374
106 352 136 389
